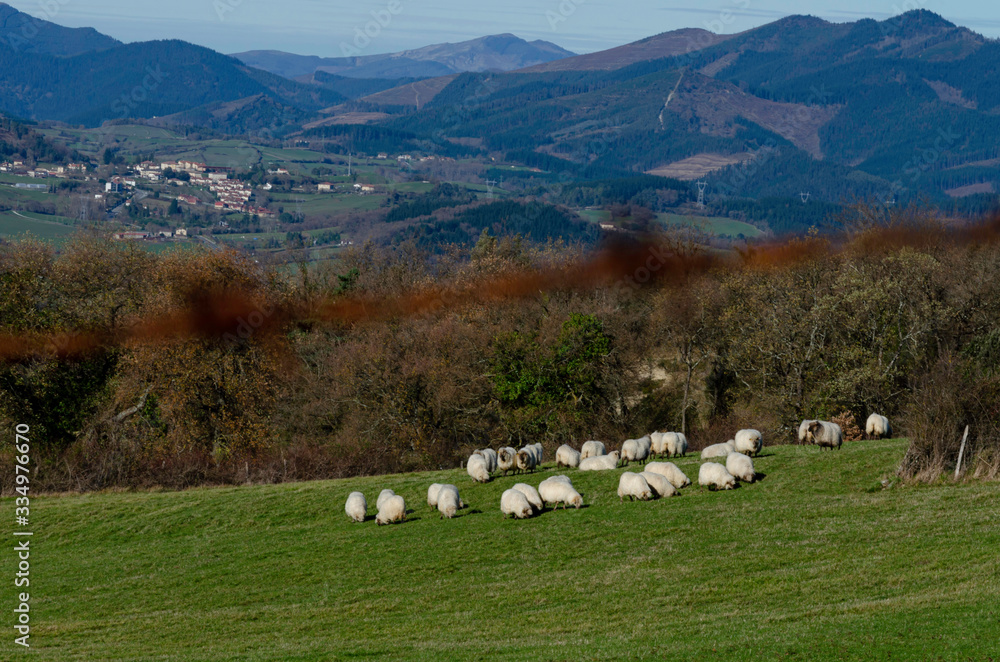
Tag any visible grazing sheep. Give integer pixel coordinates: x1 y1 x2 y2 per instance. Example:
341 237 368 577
467 453 492 482
798 420 818 444
618 472 654 502
640 471 678 498
806 420 843 450
438 483 464 508
437 486 461 519
698 462 737 490
538 476 583 509
700 441 736 459
530 442 544 465
725 452 756 483
375 494 407 525
866 414 892 439
516 448 538 474
665 432 688 457
376 489 396 511
501 489 535 519
650 432 668 457
579 450 621 471
497 447 517 476
580 440 607 459
636 435 652 455
734 429 763 456
345 491 367 523
512 483 544 513
427 483 444 508
555 444 582 468
473 448 498 473
644 461 691 489
621 438 650 466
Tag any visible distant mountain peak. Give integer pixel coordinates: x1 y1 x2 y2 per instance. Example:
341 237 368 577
0 1 120 56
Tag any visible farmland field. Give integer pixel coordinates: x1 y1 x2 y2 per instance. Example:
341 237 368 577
3 439 998 660
0 211 76 242
659 213 765 238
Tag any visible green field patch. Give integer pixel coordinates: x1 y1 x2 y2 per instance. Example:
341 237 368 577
5 440 1000 660
0 211 76 242
659 213 765 238
577 209 612 224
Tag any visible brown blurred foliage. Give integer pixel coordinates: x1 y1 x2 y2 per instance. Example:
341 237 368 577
4 206 1000 492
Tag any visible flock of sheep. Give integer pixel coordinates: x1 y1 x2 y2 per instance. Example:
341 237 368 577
345 413 894 525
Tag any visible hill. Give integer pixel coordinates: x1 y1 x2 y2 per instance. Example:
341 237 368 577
0 2 119 56
234 34 576 79
7 439 999 659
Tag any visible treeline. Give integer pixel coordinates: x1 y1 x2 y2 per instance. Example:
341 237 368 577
3 210 1000 492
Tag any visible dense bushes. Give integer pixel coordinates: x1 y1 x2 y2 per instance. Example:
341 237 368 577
4 215 1000 492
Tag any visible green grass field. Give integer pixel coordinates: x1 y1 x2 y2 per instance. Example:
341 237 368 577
659 213 765 239
4 439 998 660
0 212 76 242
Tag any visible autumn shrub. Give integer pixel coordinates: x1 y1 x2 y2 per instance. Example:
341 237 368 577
832 411 863 442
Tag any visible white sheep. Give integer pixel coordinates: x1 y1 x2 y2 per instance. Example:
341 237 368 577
580 440 606 459
650 432 667 457
427 483 443 508
437 485 461 519
734 429 763 456
555 444 582 468
376 489 396 511
798 419 818 443
579 450 621 471
467 453 492 482
725 452 756 483
501 488 535 519
530 442 544 465
621 438 650 466
375 494 406 525
345 491 367 523
698 462 737 490
865 414 892 439
512 483 544 513
538 476 583 509
806 420 843 450
700 441 736 459
644 461 691 489
497 447 517 476
640 471 678 498
665 432 688 457
636 435 652 455
618 472 654 502
516 448 538 474
473 448 498 473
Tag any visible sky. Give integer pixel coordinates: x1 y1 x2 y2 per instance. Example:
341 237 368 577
7 0 1000 56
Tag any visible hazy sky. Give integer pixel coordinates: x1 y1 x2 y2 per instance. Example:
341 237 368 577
7 0 999 56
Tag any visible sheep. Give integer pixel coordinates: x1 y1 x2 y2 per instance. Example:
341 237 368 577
473 448 498 473
621 438 650 466
467 453 492 482
555 444 582 468
698 462 737 490
516 448 538 474
580 440 607 459
734 429 763 456
665 432 688 457
376 489 397 511
530 442 544 465
866 414 892 439
725 452 756 483
501 488 535 519
618 472 654 502
806 420 843 450
497 447 517 476
798 420 818 444
375 494 406 525
700 441 736 459
345 491 367 523
636 435 652 456
437 485 461 519
650 432 667 457
579 450 621 471
538 476 583 509
644 461 691 489
512 483 544 513
640 471 678 498
427 483 443 508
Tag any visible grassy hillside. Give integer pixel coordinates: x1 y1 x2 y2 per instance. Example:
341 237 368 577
4 439 998 660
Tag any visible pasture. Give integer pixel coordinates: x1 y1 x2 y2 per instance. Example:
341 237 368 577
0 211 76 243
3 438 998 660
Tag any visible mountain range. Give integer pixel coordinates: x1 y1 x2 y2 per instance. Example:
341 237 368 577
1 2 998 206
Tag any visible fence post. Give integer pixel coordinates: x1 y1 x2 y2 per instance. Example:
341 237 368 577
954 425 970 480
